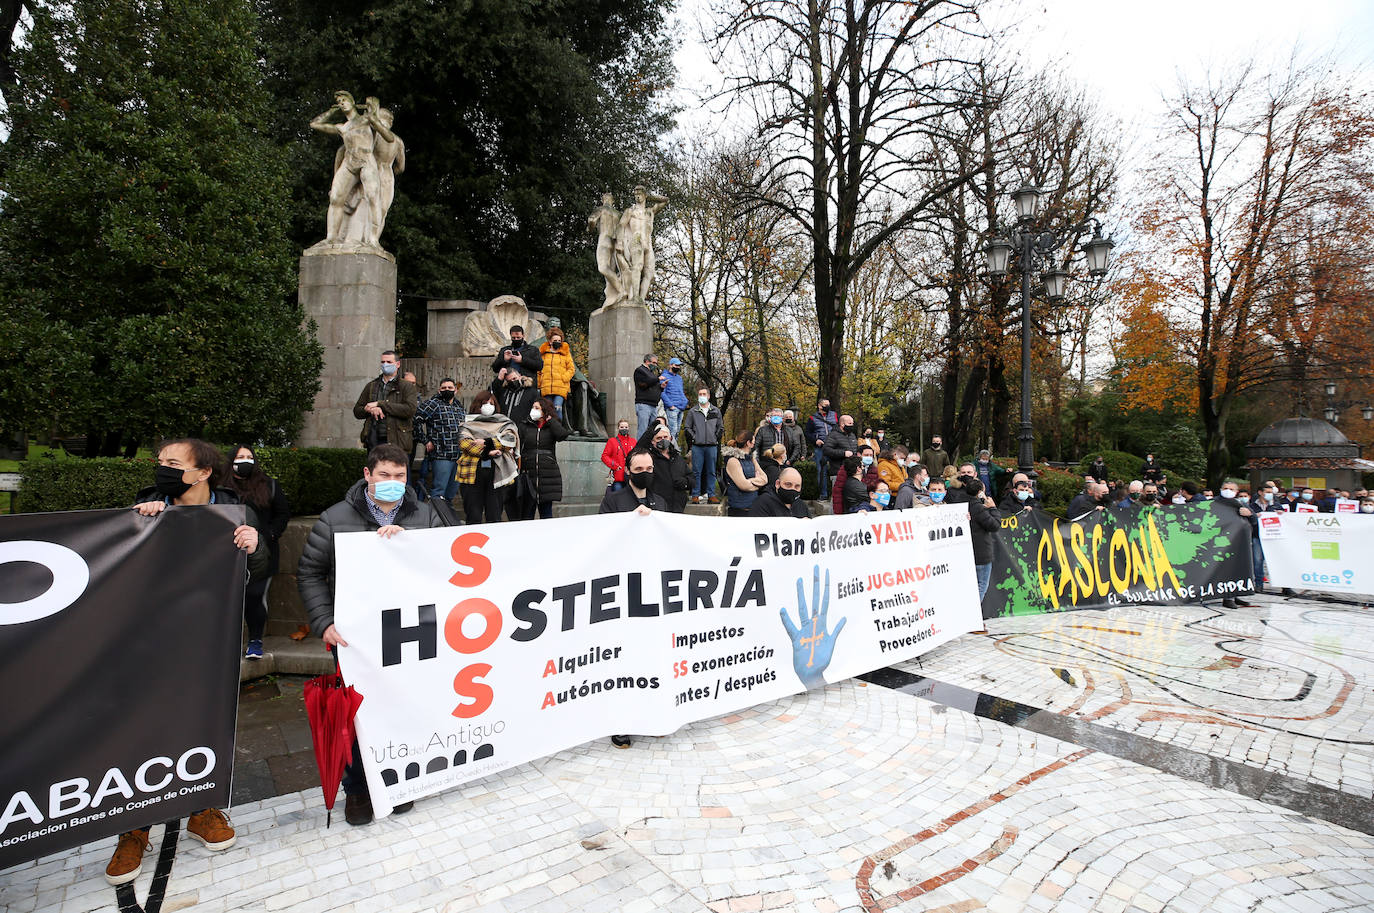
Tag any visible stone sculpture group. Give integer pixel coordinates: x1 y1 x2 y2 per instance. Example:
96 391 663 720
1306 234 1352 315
588 186 668 310
309 91 406 251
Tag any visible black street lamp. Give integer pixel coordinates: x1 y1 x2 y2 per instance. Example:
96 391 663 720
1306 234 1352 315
984 185 1114 475
1322 382 1374 425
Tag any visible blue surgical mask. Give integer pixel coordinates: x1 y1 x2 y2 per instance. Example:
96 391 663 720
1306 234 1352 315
875 491 891 507
373 480 406 502
1302 492 1313 501
931 491 946 503
770 415 783 425
861 455 874 467
1016 489 1031 501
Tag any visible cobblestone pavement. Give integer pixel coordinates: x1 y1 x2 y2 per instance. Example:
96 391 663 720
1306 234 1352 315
2 594 1372 913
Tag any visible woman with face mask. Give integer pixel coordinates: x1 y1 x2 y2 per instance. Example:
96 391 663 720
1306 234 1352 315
514 396 570 520
601 418 637 492
458 391 520 524
113 439 269 885
635 419 692 512
722 431 768 516
223 445 291 660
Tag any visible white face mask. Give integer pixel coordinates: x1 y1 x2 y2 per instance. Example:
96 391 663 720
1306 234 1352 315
1361 504 1374 513
698 395 709 405
1219 489 1236 499
480 403 496 416
1172 496 1186 505
530 408 543 420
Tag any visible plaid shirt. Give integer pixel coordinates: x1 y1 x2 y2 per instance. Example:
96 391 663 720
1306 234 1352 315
413 396 466 460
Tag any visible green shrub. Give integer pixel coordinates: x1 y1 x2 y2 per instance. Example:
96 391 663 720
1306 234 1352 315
1076 449 1143 485
255 447 366 516
17 453 153 512
795 458 819 501
1152 423 1206 479
1032 463 1082 516
17 446 365 515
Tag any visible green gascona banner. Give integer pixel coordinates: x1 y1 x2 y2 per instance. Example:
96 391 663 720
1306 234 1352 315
983 503 1256 619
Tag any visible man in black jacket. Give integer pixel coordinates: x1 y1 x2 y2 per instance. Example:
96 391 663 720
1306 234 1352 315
1212 480 1258 608
822 414 858 469
749 467 810 518
297 444 446 826
491 365 539 423
599 448 664 515
491 324 543 377
632 353 664 438
599 447 660 751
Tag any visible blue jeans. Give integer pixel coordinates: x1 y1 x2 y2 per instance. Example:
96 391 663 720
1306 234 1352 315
635 403 657 439
664 407 683 441
1251 536 1265 590
550 395 565 419
976 563 992 601
692 444 718 498
815 451 830 497
430 458 458 501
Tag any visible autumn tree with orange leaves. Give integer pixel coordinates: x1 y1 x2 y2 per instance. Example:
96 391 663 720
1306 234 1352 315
1125 59 1374 487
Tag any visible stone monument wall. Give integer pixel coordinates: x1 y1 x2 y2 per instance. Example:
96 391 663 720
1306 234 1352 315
297 250 397 449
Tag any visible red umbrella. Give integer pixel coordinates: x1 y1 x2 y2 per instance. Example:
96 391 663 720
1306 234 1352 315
303 670 364 826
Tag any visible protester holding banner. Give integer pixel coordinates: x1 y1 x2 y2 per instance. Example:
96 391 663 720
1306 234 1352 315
225 444 291 660
748 467 810 518
963 478 1001 600
108 439 267 885
297 443 445 825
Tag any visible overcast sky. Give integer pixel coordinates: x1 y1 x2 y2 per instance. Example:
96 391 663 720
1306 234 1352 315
672 0 1374 138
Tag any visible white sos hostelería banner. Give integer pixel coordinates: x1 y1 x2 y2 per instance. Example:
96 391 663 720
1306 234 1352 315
1258 511 1374 593
334 506 984 814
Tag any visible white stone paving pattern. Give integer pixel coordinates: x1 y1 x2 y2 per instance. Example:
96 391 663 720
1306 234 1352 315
1 594 1371 912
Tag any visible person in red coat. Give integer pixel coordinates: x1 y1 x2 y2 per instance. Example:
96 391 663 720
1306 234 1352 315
601 418 636 491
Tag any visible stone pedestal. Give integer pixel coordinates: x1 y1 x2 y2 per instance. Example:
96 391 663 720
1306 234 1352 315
588 305 653 430
425 300 484 358
297 249 397 449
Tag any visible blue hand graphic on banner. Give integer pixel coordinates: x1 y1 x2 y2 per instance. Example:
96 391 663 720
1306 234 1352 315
779 565 847 689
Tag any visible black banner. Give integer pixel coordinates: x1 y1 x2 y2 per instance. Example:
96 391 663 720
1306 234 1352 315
0 506 244 869
983 503 1255 619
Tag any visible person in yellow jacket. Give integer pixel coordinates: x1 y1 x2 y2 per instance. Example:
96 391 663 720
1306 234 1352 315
876 446 907 495
538 325 577 419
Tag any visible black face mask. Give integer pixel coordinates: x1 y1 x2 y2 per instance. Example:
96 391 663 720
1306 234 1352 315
618 428 630 436
232 461 254 479
551 340 563 349
629 470 654 491
841 424 853 434
654 439 669 451
777 487 800 505
439 390 455 402
931 443 942 450
1141 493 1158 504
155 465 194 498
510 337 522 347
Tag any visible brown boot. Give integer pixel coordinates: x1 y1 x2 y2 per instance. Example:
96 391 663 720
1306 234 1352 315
186 808 236 850
105 829 151 885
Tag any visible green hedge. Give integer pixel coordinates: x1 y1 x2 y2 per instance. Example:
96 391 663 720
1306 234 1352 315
1032 464 1082 516
1076 449 1143 484
796 459 820 501
18 446 366 515
17 453 154 512
255 447 366 516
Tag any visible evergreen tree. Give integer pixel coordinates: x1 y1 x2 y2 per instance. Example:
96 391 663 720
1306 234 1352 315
256 0 677 345
0 0 322 452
